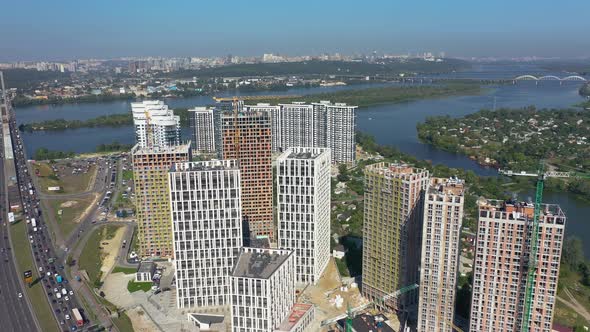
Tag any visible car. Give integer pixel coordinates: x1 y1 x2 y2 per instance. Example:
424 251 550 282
60 321 64 325
54 288 58 293
55 309 61 314
18 292 22 298
64 296 69 301
69 290 73 296
65 314 70 320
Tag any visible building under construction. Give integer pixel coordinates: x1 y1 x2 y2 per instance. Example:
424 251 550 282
470 199 565 332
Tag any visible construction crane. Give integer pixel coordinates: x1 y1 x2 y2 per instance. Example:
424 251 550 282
144 110 153 147
320 284 418 331
499 162 590 331
232 96 240 155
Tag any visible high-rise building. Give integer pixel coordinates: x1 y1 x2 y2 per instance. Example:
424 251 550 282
230 247 296 332
277 147 331 284
132 143 191 258
314 101 356 164
243 104 281 152
131 100 181 148
169 160 243 309
362 162 429 310
273 103 326 152
418 177 465 332
219 107 274 241
470 199 566 332
188 107 216 153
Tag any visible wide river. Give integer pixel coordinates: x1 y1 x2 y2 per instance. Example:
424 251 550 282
14 64 590 255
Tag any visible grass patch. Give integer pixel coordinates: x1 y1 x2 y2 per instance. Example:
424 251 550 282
122 170 133 181
553 299 589 329
9 220 60 332
127 280 153 293
113 311 135 332
111 266 137 275
50 196 95 238
34 162 96 195
79 225 122 287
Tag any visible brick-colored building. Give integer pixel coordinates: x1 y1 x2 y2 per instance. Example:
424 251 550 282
132 143 190 258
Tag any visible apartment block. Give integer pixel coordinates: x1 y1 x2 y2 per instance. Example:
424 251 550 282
314 101 356 164
244 104 281 152
132 100 181 148
188 107 216 153
470 199 566 332
277 147 331 284
418 177 465 332
273 103 326 152
362 162 429 310
220 108 274 240
230 247 296 332
132 143 191 258
169 160 243 309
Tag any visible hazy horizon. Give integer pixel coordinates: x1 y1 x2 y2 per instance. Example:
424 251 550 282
1 0 589 62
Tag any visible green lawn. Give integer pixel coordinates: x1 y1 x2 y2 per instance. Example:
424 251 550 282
111 266 137 275
127 280 153 293
113 311 135 332
122 170 133 181
9 220 60 332
79 225 122 287
50 196 95 238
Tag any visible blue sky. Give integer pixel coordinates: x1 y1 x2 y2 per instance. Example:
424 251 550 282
1 0 589 61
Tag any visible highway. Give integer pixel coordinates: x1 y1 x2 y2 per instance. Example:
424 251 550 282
6 103 88 331
0 155 40 332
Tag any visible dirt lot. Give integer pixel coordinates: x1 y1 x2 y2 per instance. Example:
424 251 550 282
126 306 161 332
51 194 98 238
33 160 97 194
99 226 126 282
301 258 367 329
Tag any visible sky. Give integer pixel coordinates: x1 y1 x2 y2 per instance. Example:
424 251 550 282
1 0 589 61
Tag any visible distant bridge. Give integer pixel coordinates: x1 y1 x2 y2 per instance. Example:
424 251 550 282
514 75 587 82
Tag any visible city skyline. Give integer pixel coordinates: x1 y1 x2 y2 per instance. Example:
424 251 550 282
1 1 589 61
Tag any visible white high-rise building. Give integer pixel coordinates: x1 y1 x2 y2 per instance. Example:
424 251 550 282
169 160 243 309
470 199 565 332
188 107 216 153
131 100 181 148
230 247 295 332
313 101 356 164
277 147 331 284
418 177 465 332
274 103 326 152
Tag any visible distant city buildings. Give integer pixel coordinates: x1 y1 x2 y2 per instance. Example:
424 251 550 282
362 162 429 311
132 143 191 258
219 105 274 241
169 160 242 309
188 107 216 153
418 177 465 332
277 147 331 284
230 247 297 331
131 100 180 148
470 199 565 332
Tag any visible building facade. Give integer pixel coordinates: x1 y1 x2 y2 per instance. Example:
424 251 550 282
277 147 331 284
470 199 566 332
273 103 326 152
362 162 429 310
169 160 243 309
131 100 181 148
188 107 216 153
244 104 281 152
230 247 295 332
418 177 465 332
220 109 274 241
315 101 356 164
132 143 191 258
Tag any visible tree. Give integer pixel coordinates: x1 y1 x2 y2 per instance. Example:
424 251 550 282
337 164 349 182
562 237 584 271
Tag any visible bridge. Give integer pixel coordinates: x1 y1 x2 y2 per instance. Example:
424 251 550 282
513 74 587 84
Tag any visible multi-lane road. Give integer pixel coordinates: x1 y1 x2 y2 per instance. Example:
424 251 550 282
0 153 40 332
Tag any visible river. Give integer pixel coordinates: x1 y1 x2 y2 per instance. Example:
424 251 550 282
14 64 590 255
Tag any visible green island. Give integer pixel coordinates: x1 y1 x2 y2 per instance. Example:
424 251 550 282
19 84 482 132
417 107 590 199
580 83 590 97
13 93 136 107
34 142 132 160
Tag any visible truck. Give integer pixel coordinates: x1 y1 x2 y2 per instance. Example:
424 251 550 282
30 218 36 228
72 308 84 327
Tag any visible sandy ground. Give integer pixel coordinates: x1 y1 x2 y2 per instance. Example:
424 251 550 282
60 200 78 208
76 192 100 224
100 226 125 281
301 258 367 329
127 306 162 332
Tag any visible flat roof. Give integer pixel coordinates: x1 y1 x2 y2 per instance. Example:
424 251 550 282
137 261 155 273
276 303 313 331
428 177 465 196
188 313 225 325
131 143 191 156
337 313 394 332
171 160 239 172
231 248 292 279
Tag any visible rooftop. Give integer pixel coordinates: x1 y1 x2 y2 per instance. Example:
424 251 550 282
337 313 394 332
478 198 565 220
275 303 314 331
365 162 429 178
131 143 191 156
137 261 155 273
171 160 239 172
231 247 292 279
282 147 330 160
428 177 465 196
